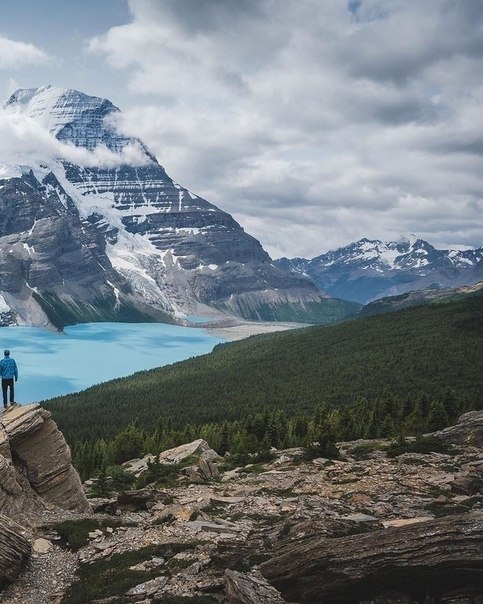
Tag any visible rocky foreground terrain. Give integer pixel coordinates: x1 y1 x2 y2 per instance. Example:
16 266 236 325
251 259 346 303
0 405 482 603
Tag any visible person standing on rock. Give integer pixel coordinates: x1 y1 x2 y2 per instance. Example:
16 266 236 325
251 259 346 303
0 349 18 410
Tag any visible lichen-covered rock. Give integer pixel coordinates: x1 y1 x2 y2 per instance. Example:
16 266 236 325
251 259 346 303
0 515 31 584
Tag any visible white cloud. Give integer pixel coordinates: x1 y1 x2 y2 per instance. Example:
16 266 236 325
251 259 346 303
0 36 51 69
0 109 150 170
60 1 483 255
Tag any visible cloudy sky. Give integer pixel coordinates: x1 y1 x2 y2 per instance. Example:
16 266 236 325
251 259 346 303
0 0 482 258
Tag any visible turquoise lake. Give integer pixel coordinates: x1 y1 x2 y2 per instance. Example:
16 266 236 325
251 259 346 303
0 323 224 403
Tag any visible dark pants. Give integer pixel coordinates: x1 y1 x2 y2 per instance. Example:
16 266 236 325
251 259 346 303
2 379 14 406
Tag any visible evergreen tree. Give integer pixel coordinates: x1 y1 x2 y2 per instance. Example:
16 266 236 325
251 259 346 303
439 387 459 422
427 401 449 432
109 424 145 464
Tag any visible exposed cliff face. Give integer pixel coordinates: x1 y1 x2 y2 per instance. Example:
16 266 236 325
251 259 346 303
0 404 89 518
0 516 30 588
0 404 88 589
0 86 352 328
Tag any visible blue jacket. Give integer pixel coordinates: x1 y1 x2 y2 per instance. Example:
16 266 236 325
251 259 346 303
0 357 18 380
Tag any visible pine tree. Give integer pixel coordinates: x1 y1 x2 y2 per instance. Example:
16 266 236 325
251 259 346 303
439 388 459 422
427 401 449 432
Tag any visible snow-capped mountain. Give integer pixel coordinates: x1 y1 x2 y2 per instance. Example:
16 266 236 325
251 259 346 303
276 236 483 304
0 86 355 328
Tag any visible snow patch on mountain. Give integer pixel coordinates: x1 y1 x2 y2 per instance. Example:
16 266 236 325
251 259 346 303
0 294 10 313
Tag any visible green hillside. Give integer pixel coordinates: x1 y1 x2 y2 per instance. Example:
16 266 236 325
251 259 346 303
46 293 483 442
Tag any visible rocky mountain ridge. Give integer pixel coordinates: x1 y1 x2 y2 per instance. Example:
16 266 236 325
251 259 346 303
359 280 483 316
276 236 483 304
1 408 482 603
0 86 354 329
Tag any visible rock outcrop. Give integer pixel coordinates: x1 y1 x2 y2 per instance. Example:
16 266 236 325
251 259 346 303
0 404 89 516
225 569 287 604
0 516 31 586
260 513 483 603
434 409 483 448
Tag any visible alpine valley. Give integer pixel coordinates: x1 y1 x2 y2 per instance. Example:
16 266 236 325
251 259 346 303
276 236 483 304
0 86 356 330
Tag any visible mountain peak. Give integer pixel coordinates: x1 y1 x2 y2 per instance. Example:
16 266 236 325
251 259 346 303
398 233 418 246
4 85 123 151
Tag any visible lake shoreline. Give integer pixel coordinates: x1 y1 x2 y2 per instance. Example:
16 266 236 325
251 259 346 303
203 320 308 341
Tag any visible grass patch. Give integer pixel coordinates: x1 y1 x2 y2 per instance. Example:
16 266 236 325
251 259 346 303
51 519 129 551
61 543 199 603
165 557 196 572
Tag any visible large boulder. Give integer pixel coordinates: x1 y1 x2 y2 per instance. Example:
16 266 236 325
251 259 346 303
158 439 213 464
0 515 31 585
432 410 483 447
0 404 89 514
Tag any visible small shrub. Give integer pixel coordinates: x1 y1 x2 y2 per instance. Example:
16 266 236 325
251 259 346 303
251 450 276 464
135 459 180 489
350 442 388 460
386 436 453 458
303 441 340 461
106 465 136 490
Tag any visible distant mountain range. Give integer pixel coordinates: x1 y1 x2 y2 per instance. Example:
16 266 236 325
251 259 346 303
276 236 483 304
0 86 356 329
